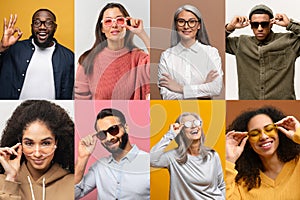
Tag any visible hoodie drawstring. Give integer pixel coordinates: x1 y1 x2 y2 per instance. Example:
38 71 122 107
27 176 46 200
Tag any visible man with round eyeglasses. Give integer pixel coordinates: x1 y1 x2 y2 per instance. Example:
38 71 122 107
225 4 300 100
0 8 74 99
75 108 150 200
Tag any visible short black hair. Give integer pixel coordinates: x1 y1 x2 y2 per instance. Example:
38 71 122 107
94 108 126 131
32 8 56 21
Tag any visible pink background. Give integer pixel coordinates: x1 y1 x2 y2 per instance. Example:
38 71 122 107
74 100 150 199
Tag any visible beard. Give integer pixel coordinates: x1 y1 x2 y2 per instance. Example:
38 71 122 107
102 132 129 154
31 29 55 48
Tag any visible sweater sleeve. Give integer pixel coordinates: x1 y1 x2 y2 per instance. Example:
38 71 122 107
225 161 242 200
158 52 183 99
0 175 21 200
150 130 177 168
182 47 223 98
136 52 150 99
74 64 92 100
292 127 300 144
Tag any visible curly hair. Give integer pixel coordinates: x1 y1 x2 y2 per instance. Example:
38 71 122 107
174 112 214 164
0 100 74 173
227 106 300 191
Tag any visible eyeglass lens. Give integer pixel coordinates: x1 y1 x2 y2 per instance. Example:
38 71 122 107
22 143 57 157
248 124 277 142
102 17 126 27
250 21 270 29
184 120 202 128
176 18 199 28
96 125 120 140
32 20 55 28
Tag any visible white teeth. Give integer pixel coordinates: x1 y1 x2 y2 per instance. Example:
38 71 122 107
261 142 271 147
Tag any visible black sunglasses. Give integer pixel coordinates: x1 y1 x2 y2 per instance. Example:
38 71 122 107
96 124 122 140
250 21 270 29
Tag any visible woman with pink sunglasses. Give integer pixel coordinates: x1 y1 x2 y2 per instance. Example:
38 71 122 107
75 3 150 100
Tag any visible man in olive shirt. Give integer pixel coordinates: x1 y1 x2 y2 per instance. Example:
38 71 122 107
225 4 300 99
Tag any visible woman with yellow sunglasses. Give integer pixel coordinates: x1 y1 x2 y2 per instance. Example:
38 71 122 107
226 106 300 199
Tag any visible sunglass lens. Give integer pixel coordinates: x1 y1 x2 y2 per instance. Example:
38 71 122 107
184 121 192 128
104 19 112 26
194 120 201 126
96 131 106 140
107 125 120 136
117 18 125 25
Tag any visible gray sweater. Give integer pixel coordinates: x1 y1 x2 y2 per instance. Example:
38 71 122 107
150 130 225 200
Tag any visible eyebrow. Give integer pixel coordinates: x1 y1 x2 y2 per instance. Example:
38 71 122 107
23 137 54 141
104 15 124 19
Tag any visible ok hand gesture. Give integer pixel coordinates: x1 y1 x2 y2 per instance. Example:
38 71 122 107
1 14 23 51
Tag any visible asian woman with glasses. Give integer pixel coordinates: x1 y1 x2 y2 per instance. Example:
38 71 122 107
150 112 225 199
226 106 300 199
0 100 74 200
158 4 223 100
75 3 150 100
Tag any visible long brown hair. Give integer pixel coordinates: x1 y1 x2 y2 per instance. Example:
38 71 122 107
78 3 137 74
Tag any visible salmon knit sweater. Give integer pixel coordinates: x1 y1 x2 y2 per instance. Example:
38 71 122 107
75 47 149 100
226 129 300 199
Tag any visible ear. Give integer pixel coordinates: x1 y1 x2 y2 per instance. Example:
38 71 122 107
197 23 201 30
124 123 129 133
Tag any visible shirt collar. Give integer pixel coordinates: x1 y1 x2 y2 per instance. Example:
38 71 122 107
108 144 139 164
177 40 199 54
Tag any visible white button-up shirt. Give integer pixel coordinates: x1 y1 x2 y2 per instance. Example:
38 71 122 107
75 145 150 200
158 41 223 99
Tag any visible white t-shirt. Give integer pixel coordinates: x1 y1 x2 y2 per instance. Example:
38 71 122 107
19 40 56 99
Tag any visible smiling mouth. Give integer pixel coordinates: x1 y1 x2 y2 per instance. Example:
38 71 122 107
259 141 273 148
190 130 198 135
38 32 48 40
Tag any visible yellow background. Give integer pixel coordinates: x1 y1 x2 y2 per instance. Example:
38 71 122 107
150 100 226 200
0 0 74 51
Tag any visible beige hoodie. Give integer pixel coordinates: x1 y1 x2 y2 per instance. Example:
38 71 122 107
0 163 74 200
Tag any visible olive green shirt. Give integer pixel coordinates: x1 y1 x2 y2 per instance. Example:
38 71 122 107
226 20 300 99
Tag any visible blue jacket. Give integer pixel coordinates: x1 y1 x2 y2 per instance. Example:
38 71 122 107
0 37 74 99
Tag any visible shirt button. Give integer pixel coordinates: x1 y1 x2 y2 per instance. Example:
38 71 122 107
26 60 29 63
261 87 264 90
32 48 34 50
17 89 21 92
22 73 25 76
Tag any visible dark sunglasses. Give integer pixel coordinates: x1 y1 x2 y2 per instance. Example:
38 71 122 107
250 21 270 29
96 124 122 140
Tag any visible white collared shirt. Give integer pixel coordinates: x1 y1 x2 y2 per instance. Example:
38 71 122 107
158 41 223 99
75 145 150 200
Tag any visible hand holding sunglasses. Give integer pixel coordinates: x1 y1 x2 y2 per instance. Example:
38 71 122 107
275 116 300 141
271 13 290 27
79 134 97 157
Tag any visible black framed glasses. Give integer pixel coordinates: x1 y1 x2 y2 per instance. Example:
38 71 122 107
176 18 199 28
183 120 202 128
32 19 56 28
96 124 122 140
250 21 270 29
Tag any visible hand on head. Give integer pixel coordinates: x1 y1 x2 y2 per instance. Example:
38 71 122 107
0 143 22 181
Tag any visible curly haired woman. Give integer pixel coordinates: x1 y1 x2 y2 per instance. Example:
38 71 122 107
226 106 300 199
0 100 74 200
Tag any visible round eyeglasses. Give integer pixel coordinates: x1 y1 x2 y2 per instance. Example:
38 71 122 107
22 141 57 157
32 19 56 28
183 120 202 128
248 124 277 143
176 18 199 28
101 17 127 27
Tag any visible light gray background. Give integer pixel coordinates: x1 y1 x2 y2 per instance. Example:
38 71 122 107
0 101 74 138
75 0 150 66
226 0 300 99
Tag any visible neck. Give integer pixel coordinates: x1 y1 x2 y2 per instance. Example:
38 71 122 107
26 162 51 181
112 141 132 162
107 39 125 51
180 39 196 48
260 153 284 179
188 140 200 156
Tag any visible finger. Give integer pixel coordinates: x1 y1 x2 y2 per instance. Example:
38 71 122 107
240 136 248 148
161 73 171 79
12 14 17 26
